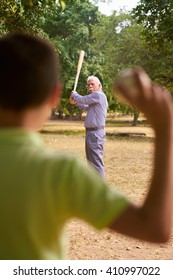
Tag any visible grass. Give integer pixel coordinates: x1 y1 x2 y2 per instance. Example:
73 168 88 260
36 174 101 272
41 119 154 138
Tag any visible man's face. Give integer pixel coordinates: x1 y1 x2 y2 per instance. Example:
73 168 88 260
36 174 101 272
87 79 100 93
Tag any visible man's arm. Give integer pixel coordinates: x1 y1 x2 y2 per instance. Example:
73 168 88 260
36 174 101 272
69 95 89 111
109 68 173 243
70 91 99 106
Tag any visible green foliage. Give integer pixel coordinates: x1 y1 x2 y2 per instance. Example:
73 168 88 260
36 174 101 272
92 3 173 119
0 0 106 119
21 0 64 9
133 0 173 41
92 12 146 119
132 0 173 92
0 0 48 35
40 0 104 117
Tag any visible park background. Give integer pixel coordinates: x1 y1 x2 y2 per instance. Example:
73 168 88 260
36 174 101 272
1 0 173 259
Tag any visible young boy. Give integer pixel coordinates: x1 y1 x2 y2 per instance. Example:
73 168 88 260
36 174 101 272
0 32 173 260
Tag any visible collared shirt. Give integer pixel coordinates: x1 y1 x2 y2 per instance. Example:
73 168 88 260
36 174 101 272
71 90 108 128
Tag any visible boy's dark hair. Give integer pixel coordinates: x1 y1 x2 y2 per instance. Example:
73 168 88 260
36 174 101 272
0 33 60 110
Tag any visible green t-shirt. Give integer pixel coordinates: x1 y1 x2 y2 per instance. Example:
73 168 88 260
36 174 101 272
0 129 129 260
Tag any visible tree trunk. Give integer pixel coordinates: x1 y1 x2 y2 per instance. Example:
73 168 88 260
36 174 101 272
76 111 83 120
132 112 139 126
57 109 63 119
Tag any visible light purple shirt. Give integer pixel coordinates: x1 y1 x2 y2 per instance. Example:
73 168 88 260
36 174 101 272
71 90 108 128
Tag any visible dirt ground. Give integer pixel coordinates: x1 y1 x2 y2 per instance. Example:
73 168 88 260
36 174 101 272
42 121 173 260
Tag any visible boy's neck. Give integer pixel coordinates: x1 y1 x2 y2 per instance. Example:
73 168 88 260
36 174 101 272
0 109 25 128
0 106 48 130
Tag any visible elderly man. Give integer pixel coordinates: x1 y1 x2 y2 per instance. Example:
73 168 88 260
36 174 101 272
70 76 108 177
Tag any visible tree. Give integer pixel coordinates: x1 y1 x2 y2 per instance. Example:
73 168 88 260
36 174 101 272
41 0 104 118
17 0 65 10
0 0 74 34
0 0 107 119
132 0 173 92
133 0 173 42
92 11 149 124
0 0 48 35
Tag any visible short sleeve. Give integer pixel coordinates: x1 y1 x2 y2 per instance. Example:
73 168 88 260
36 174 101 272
50 154 129 230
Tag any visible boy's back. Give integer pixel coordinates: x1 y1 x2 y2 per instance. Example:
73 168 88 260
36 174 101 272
0 129 128 259
0 129 64 259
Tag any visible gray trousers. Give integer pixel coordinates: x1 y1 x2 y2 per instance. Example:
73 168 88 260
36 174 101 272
85 129 106 177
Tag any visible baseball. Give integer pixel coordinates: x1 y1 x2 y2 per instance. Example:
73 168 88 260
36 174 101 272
115 68 151 99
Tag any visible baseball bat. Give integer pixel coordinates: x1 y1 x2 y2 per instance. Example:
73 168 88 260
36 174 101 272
73 50 85 92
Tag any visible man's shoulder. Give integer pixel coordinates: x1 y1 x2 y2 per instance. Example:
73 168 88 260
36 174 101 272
96 90 107 100
96 90 106 96
90 90 104 97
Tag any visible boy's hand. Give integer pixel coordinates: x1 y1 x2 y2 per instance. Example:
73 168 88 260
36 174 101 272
114 67 173 134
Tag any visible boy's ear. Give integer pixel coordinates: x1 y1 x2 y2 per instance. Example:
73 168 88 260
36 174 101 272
49 83 63 109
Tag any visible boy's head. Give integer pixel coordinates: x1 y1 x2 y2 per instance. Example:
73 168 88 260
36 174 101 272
0 32 61 111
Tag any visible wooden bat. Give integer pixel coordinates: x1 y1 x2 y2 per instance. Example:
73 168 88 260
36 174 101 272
73 50 85 92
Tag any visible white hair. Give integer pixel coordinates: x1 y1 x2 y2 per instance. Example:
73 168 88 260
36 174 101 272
87 76 101 84
87 76 102 89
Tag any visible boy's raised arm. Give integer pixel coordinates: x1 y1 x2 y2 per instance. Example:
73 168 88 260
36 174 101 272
109 68 173 243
